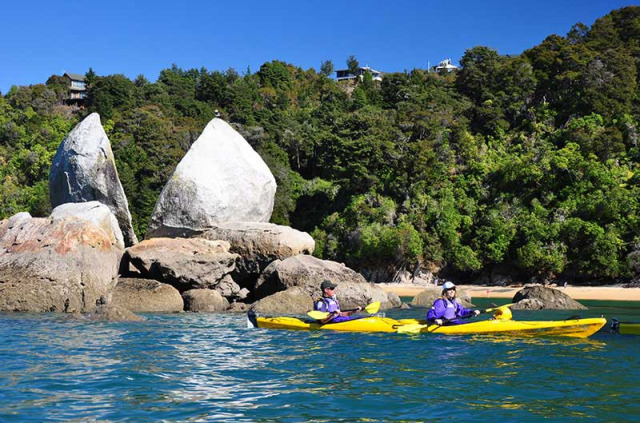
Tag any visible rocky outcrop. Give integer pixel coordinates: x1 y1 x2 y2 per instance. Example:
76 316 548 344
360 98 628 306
76 305 145 322
111 278 184 313
512 285 587 310
410 287 474 308
323 281 402 310
227 301 249 313
124 238 240 298
182 289 229 312
147 221 316 290
253 255 400 309
202 222 314 273
0 213 120 312
250 286 314 315
255 255 367 298
511 298 545 310
214 275 250 300
198 222 314 285
7 212 31 226
51 201 124 250
49 113 138 246
146 118 277 238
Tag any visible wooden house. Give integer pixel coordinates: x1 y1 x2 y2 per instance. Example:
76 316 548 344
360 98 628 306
63 72 87 104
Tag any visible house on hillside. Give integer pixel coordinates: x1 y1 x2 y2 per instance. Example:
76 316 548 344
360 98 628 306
335 66 383 82
63 72 87 104
435 59 458 73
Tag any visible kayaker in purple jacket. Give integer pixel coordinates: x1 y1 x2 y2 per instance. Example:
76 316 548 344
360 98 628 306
314 280 362 324
427 281 480 325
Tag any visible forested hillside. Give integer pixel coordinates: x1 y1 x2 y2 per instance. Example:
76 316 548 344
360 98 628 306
2 7 640 284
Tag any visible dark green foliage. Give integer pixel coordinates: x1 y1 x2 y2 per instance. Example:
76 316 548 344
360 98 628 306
195 69 235 109
1 6 640 284
346 55 359 75
86 74 136 119
320 60 334 77
109 105 187 235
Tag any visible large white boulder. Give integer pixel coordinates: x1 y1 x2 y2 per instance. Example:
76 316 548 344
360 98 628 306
49 113 138 246
146 118 277 238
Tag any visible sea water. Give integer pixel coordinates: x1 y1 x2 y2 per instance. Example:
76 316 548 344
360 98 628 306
1 300 639 422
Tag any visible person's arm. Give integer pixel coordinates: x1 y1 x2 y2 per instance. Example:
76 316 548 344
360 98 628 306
320 311 340 324
315 299 342 323
456 302 480 318
427 299 446 324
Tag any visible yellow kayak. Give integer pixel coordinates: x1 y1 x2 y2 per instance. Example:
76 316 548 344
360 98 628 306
249 315 404 333
248 311 605 337
611 319 640 335
397 317 606 338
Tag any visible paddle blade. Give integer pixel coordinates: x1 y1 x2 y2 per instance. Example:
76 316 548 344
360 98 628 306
484 303 515 313
492 306 513 320
307 310 329 320
246 310 258 328
397 323 427 334
246 316 256 328
364 301 381 314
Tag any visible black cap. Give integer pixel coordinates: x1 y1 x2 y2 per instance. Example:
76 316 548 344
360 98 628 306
320 280 338 290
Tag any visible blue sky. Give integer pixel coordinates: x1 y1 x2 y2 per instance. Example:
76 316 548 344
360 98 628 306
0 0 635 94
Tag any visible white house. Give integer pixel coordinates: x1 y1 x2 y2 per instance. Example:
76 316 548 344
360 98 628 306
335 66 383 82
435 59 458 73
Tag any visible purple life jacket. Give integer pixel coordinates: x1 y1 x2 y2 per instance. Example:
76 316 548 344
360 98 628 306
427 298 467 324
314 297 340 313
313 297 360 323
442 299 458 320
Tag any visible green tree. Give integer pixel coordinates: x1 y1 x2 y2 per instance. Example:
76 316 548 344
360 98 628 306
85 68 97 86
86 74 135 119
346 55 359 75
320 60 334 77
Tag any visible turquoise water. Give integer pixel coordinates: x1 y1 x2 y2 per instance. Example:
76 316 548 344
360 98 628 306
1 300 639 422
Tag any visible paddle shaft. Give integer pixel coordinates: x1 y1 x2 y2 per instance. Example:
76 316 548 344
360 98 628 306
398 303 514 334
343 307 364 313
307 301 380 321
433 303 513 324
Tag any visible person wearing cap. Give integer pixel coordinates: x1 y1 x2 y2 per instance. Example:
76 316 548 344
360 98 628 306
313 280 363 324
426 281 480 325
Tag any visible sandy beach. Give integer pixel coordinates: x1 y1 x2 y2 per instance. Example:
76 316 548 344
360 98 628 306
379 283 640 302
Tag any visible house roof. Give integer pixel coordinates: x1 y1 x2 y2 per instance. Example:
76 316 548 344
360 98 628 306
435 59 458 71
64 72 86 81
336 66 382 74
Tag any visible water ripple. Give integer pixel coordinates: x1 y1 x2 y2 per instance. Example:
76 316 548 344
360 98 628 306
0 310 639 422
